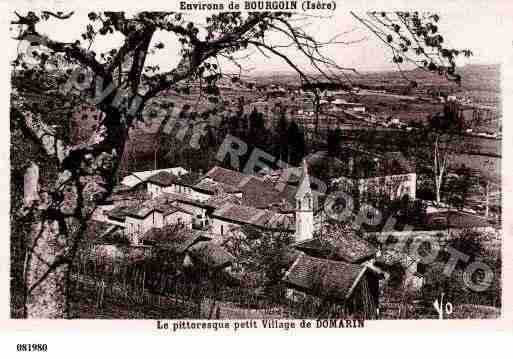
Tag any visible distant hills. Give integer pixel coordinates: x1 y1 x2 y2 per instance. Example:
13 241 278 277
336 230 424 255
248 64 500 108
249 64 499 90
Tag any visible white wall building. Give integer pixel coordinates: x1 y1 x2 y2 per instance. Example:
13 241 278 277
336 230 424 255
294 161 314 243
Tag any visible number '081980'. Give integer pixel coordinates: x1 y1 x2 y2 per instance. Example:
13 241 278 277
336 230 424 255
16 344 48 352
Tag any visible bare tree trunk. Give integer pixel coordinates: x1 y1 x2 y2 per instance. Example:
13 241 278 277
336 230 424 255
19 107 126 318
24 220 70 318
435 179 442 204
433 134 446 205
314 91 320 135
485 180 490 218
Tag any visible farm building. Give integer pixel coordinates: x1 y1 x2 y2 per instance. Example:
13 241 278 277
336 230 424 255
282 253 381 318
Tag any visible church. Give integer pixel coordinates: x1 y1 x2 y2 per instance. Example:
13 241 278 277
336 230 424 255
95 161 318 245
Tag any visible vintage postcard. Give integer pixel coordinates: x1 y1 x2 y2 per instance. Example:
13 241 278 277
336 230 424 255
2 0 513 345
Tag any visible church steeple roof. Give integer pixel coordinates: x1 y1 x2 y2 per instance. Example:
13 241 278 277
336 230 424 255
295 159 312 200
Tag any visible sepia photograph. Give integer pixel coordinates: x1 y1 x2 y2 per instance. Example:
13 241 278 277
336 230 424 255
6 4 504 326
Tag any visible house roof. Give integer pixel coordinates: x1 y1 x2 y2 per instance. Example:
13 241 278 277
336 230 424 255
313 225 377 263
193 178 242 194
282 254 367 300
212 202 295 231
187 241 235 269
140 227 205 253
200 165 320 211
101 182 148 204
130 198 176 219
237 177 291 209
105 202 141 222
106 194 193 220
203 193 242 209
163 205 194 217
259 167 302 185
121 167 189 187
146 171 178 187
331 233 377 263
203 166 248 187
294 237 335 257
213 202 273 227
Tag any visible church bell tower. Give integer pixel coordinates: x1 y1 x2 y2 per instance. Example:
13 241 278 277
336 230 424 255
295 160 314 243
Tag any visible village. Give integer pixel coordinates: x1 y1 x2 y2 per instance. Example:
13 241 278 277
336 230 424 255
81 74 501 318
8 10 502 322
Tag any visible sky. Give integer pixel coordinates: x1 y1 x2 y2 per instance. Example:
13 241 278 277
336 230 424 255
8 5 512 77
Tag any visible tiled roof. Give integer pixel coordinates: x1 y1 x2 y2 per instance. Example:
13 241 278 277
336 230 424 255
121 167 188 187
130 197 177 218
165 192 206 207
294 238 336 258
314 226 377 263
146 171 177 187
107 194 193 220
202 166 292 207
212 203 295 231
193 178 242 194
106 202 141 221
140 227 204 253
187 241 235 269
238 177 290 209
163 205 193 217
203 193 242 209
200 166 321 211
331 233 377 263
213 203 272 227
203 166 248 187
259 167 301 185
282 254 366 300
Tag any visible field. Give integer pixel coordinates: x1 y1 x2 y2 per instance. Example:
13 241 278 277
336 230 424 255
342 128 500 156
